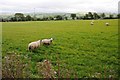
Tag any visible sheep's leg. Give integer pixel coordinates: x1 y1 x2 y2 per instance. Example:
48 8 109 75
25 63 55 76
48 43 50 45
44 43 48 45
28 46 31 51
46 43 50 45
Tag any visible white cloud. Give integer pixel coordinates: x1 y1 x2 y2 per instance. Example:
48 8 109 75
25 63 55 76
0 0 119 13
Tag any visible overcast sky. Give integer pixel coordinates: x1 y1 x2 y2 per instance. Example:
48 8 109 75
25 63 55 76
0 0 119 13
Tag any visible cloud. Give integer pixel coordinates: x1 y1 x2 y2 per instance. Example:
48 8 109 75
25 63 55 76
0 0 119 13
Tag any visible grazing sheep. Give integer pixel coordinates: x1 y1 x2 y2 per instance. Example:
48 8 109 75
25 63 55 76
42 38 53 45
28 40 42 51
91 22 94 25
105 22 109 26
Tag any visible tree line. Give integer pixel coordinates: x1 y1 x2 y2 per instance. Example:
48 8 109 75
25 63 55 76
1 12 119 22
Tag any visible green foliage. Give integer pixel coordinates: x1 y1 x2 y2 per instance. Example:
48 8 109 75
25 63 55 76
2 53 31 78
2 19 119 78
71 14 76 20
117 14 120 19
101 13 105 19
26 15 33 21
15 13 25 21
55 15 63 20
93 13 100 19
88 12 93 19
84 14 89 19
109 14 114 19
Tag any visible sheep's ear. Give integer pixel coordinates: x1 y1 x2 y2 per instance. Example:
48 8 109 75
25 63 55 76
51 38 53 40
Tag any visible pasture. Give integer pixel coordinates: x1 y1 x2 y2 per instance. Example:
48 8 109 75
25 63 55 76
2 19 119 78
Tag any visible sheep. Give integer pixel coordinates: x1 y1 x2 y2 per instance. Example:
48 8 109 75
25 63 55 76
90 22 94 25
42 38 53 45
28 40 42 51
105 22 109 26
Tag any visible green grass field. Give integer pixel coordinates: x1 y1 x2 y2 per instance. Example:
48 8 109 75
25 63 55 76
2 19 119 78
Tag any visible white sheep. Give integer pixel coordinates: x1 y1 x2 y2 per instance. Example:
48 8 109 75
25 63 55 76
42 38 53 45
90 22 94 25
28 40 42 51
105 22 109 26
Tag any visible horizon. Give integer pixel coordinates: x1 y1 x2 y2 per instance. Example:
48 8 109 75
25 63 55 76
0 0 119 14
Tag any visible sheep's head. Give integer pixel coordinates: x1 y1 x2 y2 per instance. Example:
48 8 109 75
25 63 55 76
50 38 53 42
50 38 53 40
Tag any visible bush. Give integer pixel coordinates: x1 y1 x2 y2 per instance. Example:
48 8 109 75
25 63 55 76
2 52 78 78
2 53 31 78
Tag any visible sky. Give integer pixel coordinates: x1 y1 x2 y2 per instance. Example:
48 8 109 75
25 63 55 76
0 0 119 13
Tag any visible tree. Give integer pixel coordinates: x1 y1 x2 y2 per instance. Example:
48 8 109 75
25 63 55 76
0 18 2 22
88 12 93 19
42 17 49 21
76 17 80 20
117 14 120 19
15 13 25 21
84 14 89 19
93 13 100 19
10 17 17 21
109 14 113 19
55 15 63 20
71 14 76 20
101 13 105 19
64 17 68 20
26 15 32 21
48 16 54 20
37 18 41 21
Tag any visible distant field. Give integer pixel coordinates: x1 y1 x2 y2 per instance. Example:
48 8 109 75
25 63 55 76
2 19 119 78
